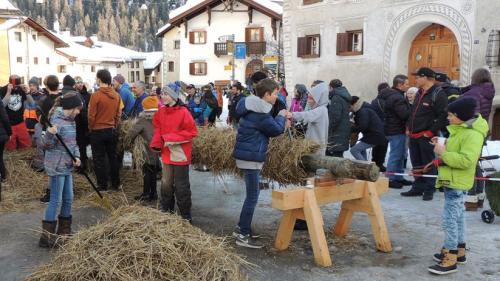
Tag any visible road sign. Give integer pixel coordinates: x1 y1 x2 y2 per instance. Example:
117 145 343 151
235 43 246 59
227 40 234 54
224 65 232 71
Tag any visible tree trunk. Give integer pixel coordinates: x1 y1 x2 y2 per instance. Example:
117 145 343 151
301 155 380 182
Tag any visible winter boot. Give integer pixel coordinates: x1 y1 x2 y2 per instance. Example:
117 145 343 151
56 216 72 236
433 244 466 264
428 249 458 275
40 189 50 203
38 220 57 248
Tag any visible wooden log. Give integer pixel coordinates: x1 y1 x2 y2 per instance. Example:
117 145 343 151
301 154 380 182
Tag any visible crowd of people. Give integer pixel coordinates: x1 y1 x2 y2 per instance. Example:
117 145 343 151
0 64 496 275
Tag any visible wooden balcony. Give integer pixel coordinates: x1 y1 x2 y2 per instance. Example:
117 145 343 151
213 41 267 57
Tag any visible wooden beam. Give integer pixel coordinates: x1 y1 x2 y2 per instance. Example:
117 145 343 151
272 18 277 40
206 6 211 26
303 190 332 267
184 18 188 38
274 209 298 250
248 7 253 24
271 179 388 211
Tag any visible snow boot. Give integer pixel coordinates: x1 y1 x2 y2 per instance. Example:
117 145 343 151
433 244 466 264
428 249 458 275
56 216 72 236
38 220 57 248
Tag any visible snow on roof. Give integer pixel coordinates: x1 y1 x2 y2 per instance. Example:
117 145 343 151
0 0 18 11
0 18 20 31
56 33 146 63
155 23 171 37
157 0 282 36
142 52 163 70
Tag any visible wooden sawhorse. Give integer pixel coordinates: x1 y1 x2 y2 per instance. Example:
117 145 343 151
272 178 392 267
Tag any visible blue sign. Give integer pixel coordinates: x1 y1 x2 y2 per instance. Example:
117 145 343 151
235 43 246 59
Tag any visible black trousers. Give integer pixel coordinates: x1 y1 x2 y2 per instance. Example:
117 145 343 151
90 128 120 189
409 137 436 194
78 143 88 171
143 163 159 198
372 142 388 169
0 140 6 179
160 164 191 219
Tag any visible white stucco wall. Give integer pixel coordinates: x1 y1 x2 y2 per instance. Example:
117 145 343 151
162 2 281 86
283 0 493 102
7 23 58 83
163 27 181 84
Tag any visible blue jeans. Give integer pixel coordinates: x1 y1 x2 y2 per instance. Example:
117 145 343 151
238 169 260 236
442 188 466 250
350 141 374 161
387 134 407 181
44 175 74 221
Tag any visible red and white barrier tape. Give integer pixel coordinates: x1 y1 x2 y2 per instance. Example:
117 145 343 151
384 172 500 182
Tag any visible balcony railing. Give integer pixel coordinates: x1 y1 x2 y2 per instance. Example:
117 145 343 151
214 41 267 57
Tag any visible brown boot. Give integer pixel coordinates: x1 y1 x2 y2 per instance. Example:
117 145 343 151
56 216 72 236
38 220 57 248
428 249 458 275
457 243 467 264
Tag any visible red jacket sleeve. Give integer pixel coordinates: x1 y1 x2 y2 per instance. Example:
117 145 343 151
150 110 163 150
162 108 198 143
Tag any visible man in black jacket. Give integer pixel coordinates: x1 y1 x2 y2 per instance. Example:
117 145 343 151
401 68 448 201
378 75 411 189
371 82 390 172
75 76 91 173
227 82 244 129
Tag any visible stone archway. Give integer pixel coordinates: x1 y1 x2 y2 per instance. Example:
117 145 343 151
245 59 264 78
382 3 473 85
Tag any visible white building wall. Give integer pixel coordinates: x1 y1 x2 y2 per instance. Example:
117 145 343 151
163 27 180 84
7 24 58 82
171 3 280 86
283 0 490 102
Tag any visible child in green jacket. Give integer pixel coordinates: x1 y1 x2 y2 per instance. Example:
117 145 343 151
426 97 488 275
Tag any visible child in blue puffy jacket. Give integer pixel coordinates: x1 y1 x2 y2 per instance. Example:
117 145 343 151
232 78 289 249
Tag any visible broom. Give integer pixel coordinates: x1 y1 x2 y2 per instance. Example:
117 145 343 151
37 107 113 210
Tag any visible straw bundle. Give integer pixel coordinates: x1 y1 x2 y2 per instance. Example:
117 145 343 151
119 118 147 172
192 127 319 185
25 205 250 281
0 149 145 213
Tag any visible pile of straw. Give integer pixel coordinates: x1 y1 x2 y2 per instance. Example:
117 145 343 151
119 118 147 171
192 128 319 185
25 206 250 281
0 149 145 213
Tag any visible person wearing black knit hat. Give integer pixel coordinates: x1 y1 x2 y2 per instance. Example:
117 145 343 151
62 75 76 88
427 97 488 275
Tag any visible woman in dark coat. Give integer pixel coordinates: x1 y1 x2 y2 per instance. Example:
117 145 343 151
327 79 352 157
460 68 495 120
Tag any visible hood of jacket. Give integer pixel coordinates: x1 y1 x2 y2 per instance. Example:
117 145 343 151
310 82 329 108
237 95 273 117
447 115 489 138
52 107 74 122
98 87 119 100
474 82 495 100
352 99 366 113
139 109 157 120
332 86 352 103
119 83 131 93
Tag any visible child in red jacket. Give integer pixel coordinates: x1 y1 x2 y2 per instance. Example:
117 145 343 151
151 86 198 222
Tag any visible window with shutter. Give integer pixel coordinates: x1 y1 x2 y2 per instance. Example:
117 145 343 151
298 35 320 58
245 27 263 42
337 30 363 56
168 61 174 72
189 32 194 44
189 63 195 75
190 31 207 44
303 0 322 5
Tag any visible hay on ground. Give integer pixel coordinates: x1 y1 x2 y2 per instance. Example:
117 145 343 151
191 127 319 185
0 149 145 213
25 205 250 281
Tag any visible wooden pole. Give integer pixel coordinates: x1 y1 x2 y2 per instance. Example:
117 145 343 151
301 154 380 182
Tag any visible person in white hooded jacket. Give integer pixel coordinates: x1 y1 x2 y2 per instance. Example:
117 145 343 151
288 82 330 156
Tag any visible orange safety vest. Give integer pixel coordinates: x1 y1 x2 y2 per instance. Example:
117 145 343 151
23 109 38 120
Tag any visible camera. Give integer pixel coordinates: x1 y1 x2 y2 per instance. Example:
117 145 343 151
9 77 22 87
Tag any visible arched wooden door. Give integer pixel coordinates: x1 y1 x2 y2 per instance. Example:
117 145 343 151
246 59 264 78
408 24 460 85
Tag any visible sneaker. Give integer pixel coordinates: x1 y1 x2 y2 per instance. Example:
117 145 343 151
401 189 423 197
428 249 458 275
422 193 434 201
389 180 403 189
232 226 261 239
235 234 264 249
399 179 414 186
